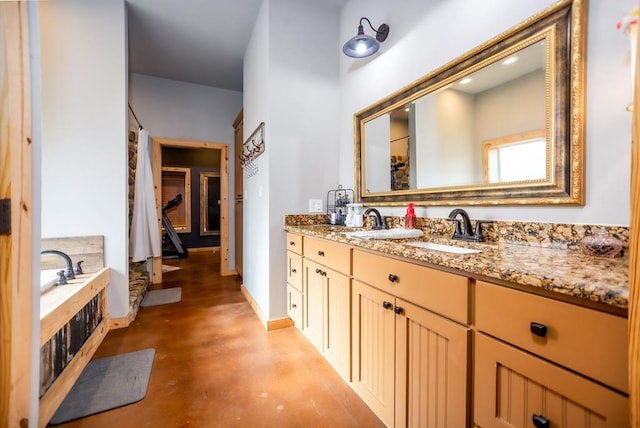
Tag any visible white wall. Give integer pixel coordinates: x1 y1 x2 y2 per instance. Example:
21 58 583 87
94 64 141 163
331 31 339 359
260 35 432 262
340 0 635 226
28 1 42 421
39 0 129 318
128 73 242 271
243 0 341 321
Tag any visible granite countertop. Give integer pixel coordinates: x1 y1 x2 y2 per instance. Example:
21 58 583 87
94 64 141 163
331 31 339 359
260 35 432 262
284 224 629 312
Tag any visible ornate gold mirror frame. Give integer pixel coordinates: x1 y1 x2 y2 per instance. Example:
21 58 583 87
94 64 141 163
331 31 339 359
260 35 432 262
354 0 586 206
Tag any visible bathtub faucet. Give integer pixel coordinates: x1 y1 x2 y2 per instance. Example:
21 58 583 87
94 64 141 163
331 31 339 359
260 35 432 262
41 250 77 280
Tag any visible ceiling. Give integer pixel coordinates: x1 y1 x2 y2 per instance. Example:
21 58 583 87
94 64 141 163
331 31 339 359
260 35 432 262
126 0 347 92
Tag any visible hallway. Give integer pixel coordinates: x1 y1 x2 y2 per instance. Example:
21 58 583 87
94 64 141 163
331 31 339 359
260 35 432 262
53 252 383 427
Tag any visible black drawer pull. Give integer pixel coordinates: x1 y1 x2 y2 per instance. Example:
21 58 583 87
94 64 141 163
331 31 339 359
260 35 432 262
289 241 295 245
382 301 393 310
532 414 550 428
530 322 548 338
318 250 325 256
315 268 321 274
291 268 297 274
394 306 404 315
388 274 398 283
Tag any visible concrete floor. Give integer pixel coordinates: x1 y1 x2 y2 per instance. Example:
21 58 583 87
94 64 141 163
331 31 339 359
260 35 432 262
52 252 383 428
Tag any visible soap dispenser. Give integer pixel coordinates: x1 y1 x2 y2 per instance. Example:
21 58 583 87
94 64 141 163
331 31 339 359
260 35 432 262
404 203 416 229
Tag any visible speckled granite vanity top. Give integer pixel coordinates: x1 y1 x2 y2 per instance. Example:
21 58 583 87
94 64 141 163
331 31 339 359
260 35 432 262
284 219 629 313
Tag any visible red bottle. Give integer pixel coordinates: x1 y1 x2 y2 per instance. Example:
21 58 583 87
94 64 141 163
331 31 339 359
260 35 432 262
404 202 416 229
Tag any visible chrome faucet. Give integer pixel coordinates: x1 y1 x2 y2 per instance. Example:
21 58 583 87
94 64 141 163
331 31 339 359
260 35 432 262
41 250 82 280
447 209 488 242
364 208 385 230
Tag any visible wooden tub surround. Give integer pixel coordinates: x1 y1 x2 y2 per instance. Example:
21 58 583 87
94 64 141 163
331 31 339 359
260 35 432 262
39 267 110 428
39 236 110 427
284 218 629 427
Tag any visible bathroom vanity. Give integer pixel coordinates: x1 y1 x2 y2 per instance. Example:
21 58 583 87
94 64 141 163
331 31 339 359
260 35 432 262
284 223 628 428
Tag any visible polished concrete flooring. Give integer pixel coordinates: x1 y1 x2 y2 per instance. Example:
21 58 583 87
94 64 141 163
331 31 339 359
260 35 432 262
53 252 384 428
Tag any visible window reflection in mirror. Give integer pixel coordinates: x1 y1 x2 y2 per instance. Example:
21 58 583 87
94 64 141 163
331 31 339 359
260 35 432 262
483 131 547 183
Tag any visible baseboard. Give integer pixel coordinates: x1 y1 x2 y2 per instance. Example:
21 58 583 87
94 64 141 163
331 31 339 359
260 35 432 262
109 315 131 330
267 317 294 330
240 285 293 331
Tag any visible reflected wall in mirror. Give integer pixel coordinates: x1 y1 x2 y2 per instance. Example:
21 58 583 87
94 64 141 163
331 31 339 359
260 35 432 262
200 172 221 236
355 0 585 206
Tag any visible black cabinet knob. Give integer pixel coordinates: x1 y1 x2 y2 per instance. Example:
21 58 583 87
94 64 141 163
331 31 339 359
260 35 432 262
289 241 295 246
318 250 325 256
291 268 297 274
532 414 550 428
292 304 297 309
382 301 393 310
388 274 398 283
394 306 404 315
530 322 548 338
315 268 321 274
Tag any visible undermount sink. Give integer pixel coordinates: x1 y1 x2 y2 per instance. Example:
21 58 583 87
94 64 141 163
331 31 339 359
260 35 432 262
405 241 481 254
341 228 424 240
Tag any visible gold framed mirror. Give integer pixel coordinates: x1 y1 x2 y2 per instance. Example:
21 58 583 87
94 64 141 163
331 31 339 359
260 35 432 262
354 0 585 206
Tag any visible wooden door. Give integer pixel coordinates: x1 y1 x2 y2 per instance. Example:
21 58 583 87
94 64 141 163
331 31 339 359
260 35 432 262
233 110 243 277
351 280 396 427
323 267 351 382
0 3 33 426
395 299 470 428
474 333 628 428
303 259 324 352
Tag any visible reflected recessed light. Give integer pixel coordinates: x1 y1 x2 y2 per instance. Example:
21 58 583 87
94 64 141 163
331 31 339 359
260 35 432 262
459 78 473 85
503 56 519 65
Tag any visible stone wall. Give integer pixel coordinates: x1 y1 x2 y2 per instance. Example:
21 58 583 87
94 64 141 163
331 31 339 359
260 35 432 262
128 130 137 229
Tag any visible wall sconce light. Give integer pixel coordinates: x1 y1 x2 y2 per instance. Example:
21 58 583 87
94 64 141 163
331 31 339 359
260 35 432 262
342 17 390 58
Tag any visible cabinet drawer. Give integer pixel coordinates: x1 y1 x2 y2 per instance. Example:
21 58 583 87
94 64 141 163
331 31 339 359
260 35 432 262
304 236 351 274
474 332 628 428
286 233 303 255
287 284 303 329
287 250 303 292
353 249 469 324
475 280 628 394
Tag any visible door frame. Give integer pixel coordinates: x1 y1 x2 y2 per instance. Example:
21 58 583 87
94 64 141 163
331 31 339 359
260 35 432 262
151 137 232 283
1 2 33 425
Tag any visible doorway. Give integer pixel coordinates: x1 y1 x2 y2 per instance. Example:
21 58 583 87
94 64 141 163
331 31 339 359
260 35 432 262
152 137 231 283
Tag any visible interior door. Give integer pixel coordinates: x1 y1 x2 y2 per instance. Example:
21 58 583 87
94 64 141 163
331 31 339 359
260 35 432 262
0 3 33 425
233 110 243 276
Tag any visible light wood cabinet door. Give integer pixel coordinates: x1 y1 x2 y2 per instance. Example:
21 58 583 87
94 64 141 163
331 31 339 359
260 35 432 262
287 284 303 329
287 250 303 292
474 332 629 428
323 267 351 382
303 259 325 352
395 298 471 428
352 280 397 427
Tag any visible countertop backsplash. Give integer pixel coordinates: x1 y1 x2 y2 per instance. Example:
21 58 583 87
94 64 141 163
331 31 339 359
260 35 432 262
284 214 629 252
